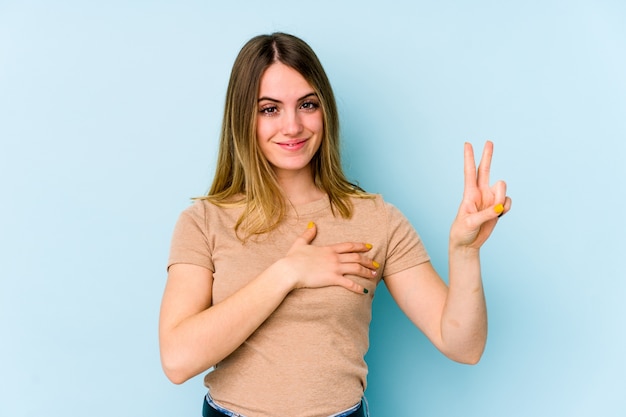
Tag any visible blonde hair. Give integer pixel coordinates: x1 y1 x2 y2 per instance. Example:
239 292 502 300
204 32 369 238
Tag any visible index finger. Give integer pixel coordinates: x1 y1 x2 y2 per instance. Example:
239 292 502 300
331 242 373 254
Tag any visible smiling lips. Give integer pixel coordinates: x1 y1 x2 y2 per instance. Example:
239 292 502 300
277 139 308 151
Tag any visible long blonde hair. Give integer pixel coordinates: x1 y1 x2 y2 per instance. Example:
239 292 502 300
205 33 369 238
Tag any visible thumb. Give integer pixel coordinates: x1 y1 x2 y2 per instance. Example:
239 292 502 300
299 221 317 244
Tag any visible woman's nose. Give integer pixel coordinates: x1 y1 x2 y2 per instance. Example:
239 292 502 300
281 110 304 136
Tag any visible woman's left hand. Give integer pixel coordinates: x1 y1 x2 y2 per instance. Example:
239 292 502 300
449 141 512 250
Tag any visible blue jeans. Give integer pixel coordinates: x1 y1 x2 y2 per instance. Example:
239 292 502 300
203 391 369 417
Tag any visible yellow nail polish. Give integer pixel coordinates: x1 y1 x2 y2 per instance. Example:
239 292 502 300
307 221 314 229
365 243 373 249
494 204 504 214
372 260 380 268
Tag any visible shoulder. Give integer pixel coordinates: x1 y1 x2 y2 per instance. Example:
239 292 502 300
346 194 411 232
181 197 243 217
174 198 242 231
350 193 401 215
175 199 209 226
350 194 418 237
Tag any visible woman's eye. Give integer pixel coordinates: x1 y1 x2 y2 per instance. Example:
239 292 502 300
301 101 319 111
260 106 278 115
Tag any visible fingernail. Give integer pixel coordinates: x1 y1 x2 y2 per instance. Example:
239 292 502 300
363 288 369 294
494 204 504 214
307 221 314 229
372 260 380 268
365 243 373 249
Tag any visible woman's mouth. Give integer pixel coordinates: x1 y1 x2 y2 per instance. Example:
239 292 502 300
277 139 308 151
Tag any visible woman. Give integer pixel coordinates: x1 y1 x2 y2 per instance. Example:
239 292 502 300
159 32 511 417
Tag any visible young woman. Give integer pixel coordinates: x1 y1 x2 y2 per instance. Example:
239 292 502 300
159 32 511 417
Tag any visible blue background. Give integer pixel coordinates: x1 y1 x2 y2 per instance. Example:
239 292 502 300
1 1 625 416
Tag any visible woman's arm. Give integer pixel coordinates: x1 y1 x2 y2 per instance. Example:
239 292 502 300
158 223 379 384
385 255 486 364
385 141 511 364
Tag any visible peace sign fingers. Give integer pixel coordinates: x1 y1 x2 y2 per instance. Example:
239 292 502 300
463 140 499 209
453 140 511 249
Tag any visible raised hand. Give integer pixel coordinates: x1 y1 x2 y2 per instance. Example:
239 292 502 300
449 141 512 250
282 222 379 294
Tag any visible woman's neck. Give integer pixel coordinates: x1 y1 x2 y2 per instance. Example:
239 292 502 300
275 169 325 206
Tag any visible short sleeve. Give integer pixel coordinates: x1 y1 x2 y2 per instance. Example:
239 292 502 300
167 200 215 272
382 203 430 277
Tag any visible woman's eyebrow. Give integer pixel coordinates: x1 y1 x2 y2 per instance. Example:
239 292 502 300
258 92 318 103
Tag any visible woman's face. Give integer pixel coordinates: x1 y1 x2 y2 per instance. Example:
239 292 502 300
256 62 323 180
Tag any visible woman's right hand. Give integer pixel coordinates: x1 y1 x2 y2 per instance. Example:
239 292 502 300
281 222 379 294
160 223 378 383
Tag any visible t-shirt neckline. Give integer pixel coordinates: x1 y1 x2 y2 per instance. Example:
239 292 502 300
286 196 331 218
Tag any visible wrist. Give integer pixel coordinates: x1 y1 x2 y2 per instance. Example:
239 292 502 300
448 243 480 259
270 258 299 293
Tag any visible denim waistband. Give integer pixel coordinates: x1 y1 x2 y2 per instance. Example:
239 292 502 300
203 392 369 417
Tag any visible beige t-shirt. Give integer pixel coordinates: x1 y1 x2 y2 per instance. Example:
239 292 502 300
168 194 429 417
